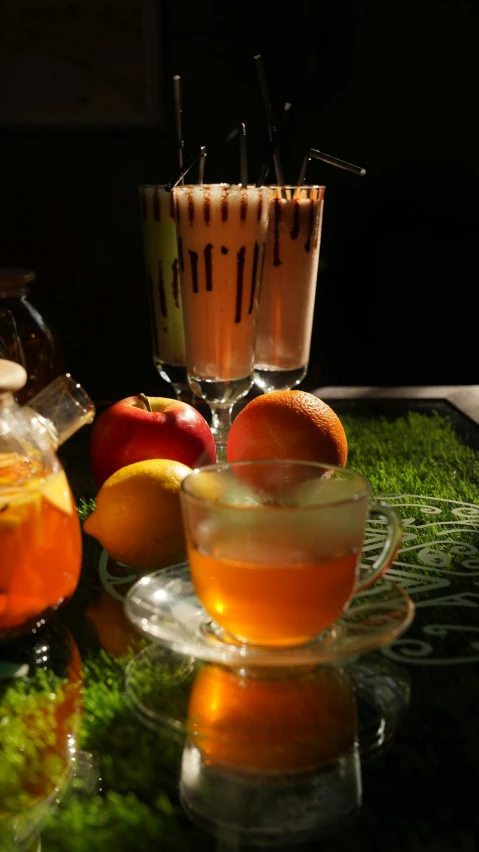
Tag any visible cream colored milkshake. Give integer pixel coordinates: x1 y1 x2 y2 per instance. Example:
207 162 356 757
140 185 188 396
254 186 325 392
173 184 270 456
173 184 269 385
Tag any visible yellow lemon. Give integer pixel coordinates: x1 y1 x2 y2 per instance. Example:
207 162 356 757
83 459 192 571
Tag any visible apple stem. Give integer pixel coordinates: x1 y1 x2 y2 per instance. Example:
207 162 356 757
137 393 152 412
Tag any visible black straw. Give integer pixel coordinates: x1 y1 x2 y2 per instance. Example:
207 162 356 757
253 54 284 185
198 148 207 184
225 122 248 185
172 75 184 179
165 146 207 191
256 101 292 187
298 148 366 184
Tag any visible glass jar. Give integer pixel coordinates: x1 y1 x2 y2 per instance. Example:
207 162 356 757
0 268 63 404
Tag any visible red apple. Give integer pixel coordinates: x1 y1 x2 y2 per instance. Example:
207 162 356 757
90 394 216 488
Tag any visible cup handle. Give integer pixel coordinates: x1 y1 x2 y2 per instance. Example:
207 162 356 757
355 502 403 593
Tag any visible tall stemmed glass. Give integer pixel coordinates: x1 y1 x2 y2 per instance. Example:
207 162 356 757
139 184 192 403
253 185 325 393
172 184 270 459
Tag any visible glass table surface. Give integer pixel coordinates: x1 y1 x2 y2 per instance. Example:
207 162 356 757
1 388 478 852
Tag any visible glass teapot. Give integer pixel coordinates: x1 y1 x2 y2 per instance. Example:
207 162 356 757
0 359 95 641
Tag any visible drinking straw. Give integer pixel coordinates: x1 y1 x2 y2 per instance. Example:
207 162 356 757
297 148 366 184
255 101 292 187
172 75 185 182
165 146 207 191
198 148 207 184
225 122 248 185
253 54 285 185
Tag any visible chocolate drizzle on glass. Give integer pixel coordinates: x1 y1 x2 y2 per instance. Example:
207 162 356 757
290 201 300 240
221 187 229 222
204 192 211 225
204 243 213 291
158 261 167 317
172 258 180 307
189 250 199 293
240 191 248 221
221 246 228 255
178 237 184 272
153 187 161 222
257 194 263 222
248 241 260 314
169 192 176 220
235 246 246 323
305 198 315 253
273 198 282 267
188 191 195 224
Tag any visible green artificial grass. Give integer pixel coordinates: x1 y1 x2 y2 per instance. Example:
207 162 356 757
1 410 479 851
344 410 479 502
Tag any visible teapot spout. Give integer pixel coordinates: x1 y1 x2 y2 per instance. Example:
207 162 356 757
28 373 95 447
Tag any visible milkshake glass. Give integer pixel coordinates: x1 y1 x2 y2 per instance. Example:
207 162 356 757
254 185 325 392
173 184 270 458
139 185 190 401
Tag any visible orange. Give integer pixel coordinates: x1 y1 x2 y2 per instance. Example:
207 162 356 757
226 390 348 467
187 664 356 772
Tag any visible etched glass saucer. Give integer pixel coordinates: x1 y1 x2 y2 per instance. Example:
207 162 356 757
124 562 415 669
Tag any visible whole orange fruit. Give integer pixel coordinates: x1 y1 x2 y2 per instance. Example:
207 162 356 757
226 390 348 466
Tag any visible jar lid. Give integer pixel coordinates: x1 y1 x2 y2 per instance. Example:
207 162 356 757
0 269 36 293
0 359 27 392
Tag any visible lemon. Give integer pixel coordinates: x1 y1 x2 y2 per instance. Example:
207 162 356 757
83 459 192 571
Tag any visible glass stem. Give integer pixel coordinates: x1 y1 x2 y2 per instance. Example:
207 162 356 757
210 404 233 462
173 385 196 406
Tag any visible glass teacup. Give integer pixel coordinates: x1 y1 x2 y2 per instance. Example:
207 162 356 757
180 460 402 647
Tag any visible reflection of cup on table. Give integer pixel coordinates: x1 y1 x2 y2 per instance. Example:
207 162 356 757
254 186 325 393
180 460 402 647
180 662 361 845
139 185 190 401
173 184 270 458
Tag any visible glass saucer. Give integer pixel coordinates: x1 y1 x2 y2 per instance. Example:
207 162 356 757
124 562 415 669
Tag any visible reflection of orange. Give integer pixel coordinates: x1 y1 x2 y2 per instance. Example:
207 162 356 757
226 391 348 467
86 589 142 657
187 664 356 773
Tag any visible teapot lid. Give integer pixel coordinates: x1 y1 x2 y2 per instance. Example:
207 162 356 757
0 359 27 392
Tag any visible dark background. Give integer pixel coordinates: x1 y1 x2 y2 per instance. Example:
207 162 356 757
0 0 477 403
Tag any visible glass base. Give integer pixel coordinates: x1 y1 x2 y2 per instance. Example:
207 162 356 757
153 359 194 404
253 364 307 393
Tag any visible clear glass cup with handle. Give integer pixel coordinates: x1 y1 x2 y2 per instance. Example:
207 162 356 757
179 459 403 648
254 185 325 393
173 184 270 459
